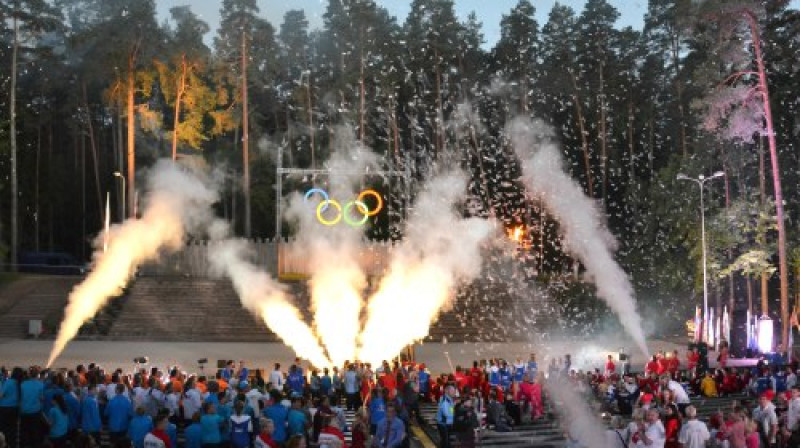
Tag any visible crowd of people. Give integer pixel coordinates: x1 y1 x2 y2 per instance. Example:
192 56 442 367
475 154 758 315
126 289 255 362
1 347 798 448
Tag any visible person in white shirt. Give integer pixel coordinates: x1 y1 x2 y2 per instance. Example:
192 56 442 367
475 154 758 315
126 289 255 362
660 375 691 415
784 386 800 445
635 409 666 448
164 384 180 420
143 415 169 448
243 382 264 415
786 367 798 391
182 379 202 425
678 405 709 448
753 394 779 446
269 363 284 392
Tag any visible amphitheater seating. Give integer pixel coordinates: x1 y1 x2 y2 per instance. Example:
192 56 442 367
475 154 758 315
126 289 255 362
0 275 81 338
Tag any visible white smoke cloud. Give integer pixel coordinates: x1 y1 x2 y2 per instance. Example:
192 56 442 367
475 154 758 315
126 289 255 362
283 127 378 367
509 118 649 356
47 161 221 367
207 239 331 368
545 377 606 447
358 170 494 365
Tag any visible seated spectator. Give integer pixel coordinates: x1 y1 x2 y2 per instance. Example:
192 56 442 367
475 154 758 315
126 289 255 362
701 371 718 397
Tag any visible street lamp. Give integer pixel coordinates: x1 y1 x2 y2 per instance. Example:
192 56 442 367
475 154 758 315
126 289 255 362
677 171 725 344
113 171 126 220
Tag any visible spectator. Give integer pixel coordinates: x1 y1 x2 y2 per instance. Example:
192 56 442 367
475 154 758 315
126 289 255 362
453 394 479 448
677 405 709 448
128 407 154 448
700 371 718 397
660 374 691 416
143 414 171 448
255 418 279 448
633 409 666 448
287 397 308 438
372 403 405 448
437 384 457 448
0 367 23 446
48 393 70 448
230 400 253 448
20 368 45 447
663 404 681 448
184 412 203 448
753 393 778 446
264 390 289 444
318 415 347 448
199 402 224 445
81 383 102 442
107 383 135 443
351 407 369 448
605 415 629 448
269 363 284 392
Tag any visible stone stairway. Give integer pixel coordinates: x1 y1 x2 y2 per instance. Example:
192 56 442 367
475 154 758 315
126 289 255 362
0 275 81 338
107 277 316 341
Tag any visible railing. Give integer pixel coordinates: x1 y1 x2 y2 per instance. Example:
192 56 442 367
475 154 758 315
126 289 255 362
139 239 397 279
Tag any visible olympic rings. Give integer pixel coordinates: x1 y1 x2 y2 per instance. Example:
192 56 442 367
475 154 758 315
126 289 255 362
316 199 342 226
343 201 370 227
305 188 383 227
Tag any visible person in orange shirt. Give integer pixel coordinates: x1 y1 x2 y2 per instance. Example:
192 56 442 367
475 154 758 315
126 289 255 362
196 377 208 394
656 351 669 376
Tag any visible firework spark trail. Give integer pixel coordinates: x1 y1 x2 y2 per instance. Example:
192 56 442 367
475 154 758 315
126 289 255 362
207 239 331 368
285 127 375 367
509 118 649 356
358 170 493 366
47 161 219 367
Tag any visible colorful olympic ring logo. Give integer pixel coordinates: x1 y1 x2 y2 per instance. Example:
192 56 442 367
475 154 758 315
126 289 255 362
304 188 383 227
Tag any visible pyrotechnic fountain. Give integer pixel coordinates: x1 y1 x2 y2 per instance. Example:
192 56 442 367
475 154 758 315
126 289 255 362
46 116 651 368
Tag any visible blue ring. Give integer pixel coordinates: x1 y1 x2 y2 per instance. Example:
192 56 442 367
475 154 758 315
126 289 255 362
304 188 330 212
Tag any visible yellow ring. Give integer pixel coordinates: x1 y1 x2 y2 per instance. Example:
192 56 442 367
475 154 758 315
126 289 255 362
357 189 383 217
316 200 342 226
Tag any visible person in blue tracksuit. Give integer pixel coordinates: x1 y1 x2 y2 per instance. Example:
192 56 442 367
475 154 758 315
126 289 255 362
106 383 134 442
263 390 289 444
20 371 45 447
81 384 102 443
128 407 154 448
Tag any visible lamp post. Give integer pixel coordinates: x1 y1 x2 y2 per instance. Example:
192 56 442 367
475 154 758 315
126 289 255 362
677 171 725 343
113 171 126 220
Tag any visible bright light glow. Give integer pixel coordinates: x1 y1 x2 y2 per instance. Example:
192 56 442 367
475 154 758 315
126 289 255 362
758 317 773 353
358 171 492 366
309 257 364 367
48 162 218 367
508 226 524 243
208 239 331 368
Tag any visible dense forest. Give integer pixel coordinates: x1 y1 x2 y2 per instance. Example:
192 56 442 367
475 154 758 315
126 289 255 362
1 0 799 342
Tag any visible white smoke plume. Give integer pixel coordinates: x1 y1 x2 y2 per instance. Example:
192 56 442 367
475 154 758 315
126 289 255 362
284 127 377 367
545 377 606 447
47 161 221 367
207 239 331 368
509 118 649 356
358 170 494 366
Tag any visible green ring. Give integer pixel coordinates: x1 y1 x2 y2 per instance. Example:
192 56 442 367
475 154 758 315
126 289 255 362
343 201 369 227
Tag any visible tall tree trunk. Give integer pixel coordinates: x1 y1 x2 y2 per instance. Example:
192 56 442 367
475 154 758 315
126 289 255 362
598 60 608 205
359 27 366 143
172 54 188 161
242 31 251 238
569 71 593 198
10 8 19 270
35 123 41 252
744 11 790 351
671 31 688 157
48 121 54 250
83 82 103 219
127 53 136 219
434 48 443 158
627 101 635 185
306 73 315 166
759 135 768 317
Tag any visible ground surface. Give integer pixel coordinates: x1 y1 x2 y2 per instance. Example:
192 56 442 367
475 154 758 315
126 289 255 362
0 337 751 373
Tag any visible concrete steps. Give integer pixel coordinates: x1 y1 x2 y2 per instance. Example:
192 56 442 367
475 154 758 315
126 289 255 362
0 275 81 337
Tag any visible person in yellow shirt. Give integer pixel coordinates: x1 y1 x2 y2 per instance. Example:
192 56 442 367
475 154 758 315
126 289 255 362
700 371 718 397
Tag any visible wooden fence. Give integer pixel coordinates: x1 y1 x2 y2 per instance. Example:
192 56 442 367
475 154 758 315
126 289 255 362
139 239 396 279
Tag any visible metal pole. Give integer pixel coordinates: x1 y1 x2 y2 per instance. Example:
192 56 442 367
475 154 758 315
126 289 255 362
114 172 126 220
700 181 708 343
